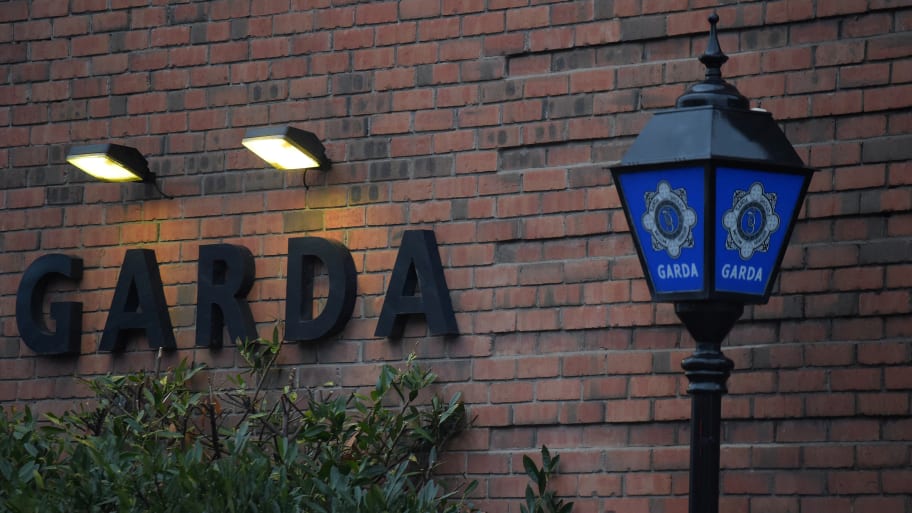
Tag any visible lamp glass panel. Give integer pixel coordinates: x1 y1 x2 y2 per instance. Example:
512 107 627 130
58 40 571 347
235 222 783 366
67 154 143 182
242 137 320 170
714 167 806 297
616 167 707 295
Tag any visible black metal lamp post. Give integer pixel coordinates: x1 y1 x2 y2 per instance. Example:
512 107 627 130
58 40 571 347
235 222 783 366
610 14 815 513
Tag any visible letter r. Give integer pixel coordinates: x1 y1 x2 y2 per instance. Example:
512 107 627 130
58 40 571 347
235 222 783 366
196 244 257 348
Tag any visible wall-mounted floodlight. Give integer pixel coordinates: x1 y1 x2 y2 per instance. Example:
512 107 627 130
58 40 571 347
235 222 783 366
241 126 331 170
66 143 154 183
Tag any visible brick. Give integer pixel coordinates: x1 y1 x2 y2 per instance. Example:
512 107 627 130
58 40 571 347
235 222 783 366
857 445 909 469
400 0 441 20
351 1 395 24
463 12 505 36
442 0 484 14
569 68 616 93
791 20 838 44
415 110 454 131
761 47 812 73
30 40 67 61
125 51 163 75
840 12 892 38
522 121 566 145
855 497 908 513
626 473 672 495
723 471 772 494
461 58 504 82
391 134 432 156
484 0 524 9
828 471 881 494
804 446 854 469
862 134 912 163
483 33 526 56
554 2 595 24
617 63 664 88
621 14 666 40
416 63 457 86
127 93 167 114
837 62 891 89
458 105 501 127
314 7 353 30
836 114 887 141
455 151 497 174
150 26 190 47
396 43 438 66
506 6 548 31
209 41 248 64
288 77 329 98
859 290 911 315
857 341 908 365
374 68 415 90
334 27 374 51
811 90 862 116
392 88 434 110
760 95 810 120
865 84 912 112
433 130 475 153
883 470 912 493
418 18 461 42
370 112 411 135
15 20 52 41
816 41 866 67
509 54 550 76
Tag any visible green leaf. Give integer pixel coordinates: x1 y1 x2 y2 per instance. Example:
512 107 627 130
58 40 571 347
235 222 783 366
541 445 552 470
522 454 540 484
17 461 36 483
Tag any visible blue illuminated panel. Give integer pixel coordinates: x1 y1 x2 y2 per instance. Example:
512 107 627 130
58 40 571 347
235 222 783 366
616 167 706 295
714 167 805 297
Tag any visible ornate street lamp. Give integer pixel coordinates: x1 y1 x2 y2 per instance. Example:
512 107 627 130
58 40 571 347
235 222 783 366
610 13 815 513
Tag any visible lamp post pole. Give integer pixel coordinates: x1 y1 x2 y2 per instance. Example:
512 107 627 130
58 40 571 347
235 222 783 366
676 302 742 513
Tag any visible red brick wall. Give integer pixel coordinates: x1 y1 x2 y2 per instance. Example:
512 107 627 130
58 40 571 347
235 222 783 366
2 0 911 511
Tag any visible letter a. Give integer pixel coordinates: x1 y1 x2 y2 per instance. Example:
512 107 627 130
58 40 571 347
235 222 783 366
99 249 176 352
375 230 458 338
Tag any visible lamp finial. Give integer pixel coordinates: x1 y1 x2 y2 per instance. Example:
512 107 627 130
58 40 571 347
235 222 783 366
699 12 728 81
675 12 749 109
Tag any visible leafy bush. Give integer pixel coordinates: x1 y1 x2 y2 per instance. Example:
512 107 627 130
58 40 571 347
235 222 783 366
520 446 573 513
0 332 473 513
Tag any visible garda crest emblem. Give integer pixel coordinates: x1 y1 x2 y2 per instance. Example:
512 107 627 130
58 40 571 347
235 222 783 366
642 181 697 259
722 182 780 260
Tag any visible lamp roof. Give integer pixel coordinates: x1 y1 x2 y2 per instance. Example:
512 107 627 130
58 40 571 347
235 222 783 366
619 12 807 170
618 106 806 168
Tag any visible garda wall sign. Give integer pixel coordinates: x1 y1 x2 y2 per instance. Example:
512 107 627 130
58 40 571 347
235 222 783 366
614 164 809 303
15 230 458 356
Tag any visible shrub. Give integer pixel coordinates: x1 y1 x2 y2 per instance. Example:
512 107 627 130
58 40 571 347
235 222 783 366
0 332 473 513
